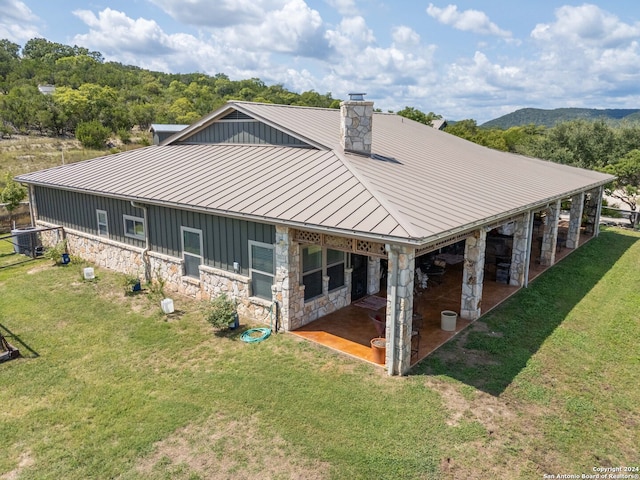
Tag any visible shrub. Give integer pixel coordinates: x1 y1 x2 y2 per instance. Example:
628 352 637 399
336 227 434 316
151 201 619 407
43 239 68 265
204 294 237 329
118 128 131 144
76 120 111 149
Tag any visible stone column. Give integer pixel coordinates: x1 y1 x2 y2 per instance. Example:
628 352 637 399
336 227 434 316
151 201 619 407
567 192 585 249
594 186 603 237
345 267 353 303
460 228 487 320
509 211 531 287
385 245 415 376
540 200 560 266
273 226 301 331
584 187 603 236
367 257 381 294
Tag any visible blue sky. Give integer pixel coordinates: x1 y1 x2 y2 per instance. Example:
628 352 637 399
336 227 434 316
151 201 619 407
2 0 640 123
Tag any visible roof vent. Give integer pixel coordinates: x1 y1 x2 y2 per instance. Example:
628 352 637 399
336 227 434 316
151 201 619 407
348 93 366 101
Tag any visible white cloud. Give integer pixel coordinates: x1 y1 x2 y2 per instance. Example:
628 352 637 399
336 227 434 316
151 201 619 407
528 4 640 99
0 0 40 43
532 4 640 47
325 0 358 16
73 9 174 55
325 16 375 52
71 8 265 76
216 0 329 58
391 26 421 47
426 3 512 38
149 0 275 27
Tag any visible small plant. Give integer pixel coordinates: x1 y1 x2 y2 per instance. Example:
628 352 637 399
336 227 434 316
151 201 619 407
204 293 238 330
122 274 141 295
43 239 68 265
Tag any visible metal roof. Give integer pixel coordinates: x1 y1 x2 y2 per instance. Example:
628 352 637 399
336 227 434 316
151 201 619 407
17 101 614 245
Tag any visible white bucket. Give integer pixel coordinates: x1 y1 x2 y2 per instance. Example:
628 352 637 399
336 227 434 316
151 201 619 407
83 267 95 280
441 310 457 331
161 298 174 314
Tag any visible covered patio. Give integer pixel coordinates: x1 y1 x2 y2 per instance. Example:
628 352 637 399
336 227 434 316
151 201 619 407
292 219 593 368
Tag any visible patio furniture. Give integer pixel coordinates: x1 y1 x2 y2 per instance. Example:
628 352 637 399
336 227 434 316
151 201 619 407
424 264 445 285
556 232 567 251
411 330 420 362
369 313 386 337
411 312 422 362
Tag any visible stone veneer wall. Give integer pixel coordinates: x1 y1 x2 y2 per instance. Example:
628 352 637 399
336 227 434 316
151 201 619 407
460 229 487 320
509 212 531 287
340 100 373 153
584 186 603 236
37 221 273 324
385 245 415 375
273 226 298 331
567 192 585 249
367 257 381 294
540 200 561 266
273 226 352 331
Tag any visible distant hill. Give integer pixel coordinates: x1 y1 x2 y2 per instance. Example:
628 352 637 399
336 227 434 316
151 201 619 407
481 108 640 129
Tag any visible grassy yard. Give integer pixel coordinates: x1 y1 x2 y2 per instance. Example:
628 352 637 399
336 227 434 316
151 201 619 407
0 228 638 479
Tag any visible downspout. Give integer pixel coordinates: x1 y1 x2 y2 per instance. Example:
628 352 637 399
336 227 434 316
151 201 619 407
131 201 150 282
523 210 535 288
27 184 36 227
386 244 398 375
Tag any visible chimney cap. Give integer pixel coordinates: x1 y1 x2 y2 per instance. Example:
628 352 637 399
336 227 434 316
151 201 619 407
348 93 367 101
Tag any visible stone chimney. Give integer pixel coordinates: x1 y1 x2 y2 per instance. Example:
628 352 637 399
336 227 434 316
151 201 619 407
340 93 373 154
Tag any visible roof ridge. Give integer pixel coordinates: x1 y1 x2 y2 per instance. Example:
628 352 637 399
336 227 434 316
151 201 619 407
229 100 337 113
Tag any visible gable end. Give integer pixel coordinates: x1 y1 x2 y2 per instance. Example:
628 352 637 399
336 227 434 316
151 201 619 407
177 114 312 147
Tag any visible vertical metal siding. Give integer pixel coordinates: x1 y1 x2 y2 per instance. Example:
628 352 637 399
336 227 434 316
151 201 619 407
34 186 145 247
34 187 275 274
184 121 307 146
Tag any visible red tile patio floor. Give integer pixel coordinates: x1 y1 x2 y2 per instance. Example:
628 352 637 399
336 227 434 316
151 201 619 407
291 226 592 368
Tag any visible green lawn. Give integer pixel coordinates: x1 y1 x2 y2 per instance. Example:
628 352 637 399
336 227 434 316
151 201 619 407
1 228 639 479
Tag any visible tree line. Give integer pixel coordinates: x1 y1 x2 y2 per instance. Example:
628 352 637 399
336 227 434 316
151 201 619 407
0 37 339 139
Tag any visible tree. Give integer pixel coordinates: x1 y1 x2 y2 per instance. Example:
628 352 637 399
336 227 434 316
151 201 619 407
601 149 640 228
0 39 20 93
1 173 27 225
397 106 442 126
0 85 42 133
76 120 111 149
52 86 89 133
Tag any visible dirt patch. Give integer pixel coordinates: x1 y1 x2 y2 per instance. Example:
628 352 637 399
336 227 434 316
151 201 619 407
425 377 515 429
136 413 331 479
26 264 51 275
425 377 546 479
1 449 35 480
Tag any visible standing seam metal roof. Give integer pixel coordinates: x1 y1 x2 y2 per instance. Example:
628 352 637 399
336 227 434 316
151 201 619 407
17 101 614 244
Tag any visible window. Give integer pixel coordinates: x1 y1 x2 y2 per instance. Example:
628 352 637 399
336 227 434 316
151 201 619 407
96 209 108 237
123 215 145 240
302 246 323 300
249 241 274 300
302 247 346 301
327 249 346 291
181 227 203 278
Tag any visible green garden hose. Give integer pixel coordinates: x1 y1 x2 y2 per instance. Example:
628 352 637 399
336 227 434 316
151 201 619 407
240 327 271 343
240 302 277 343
